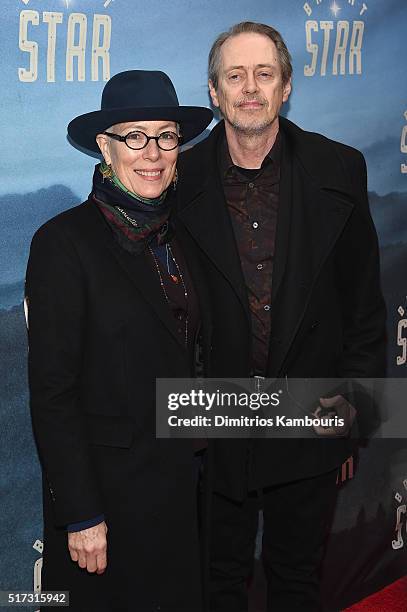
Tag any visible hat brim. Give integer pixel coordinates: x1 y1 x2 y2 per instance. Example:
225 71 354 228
68 106 213 154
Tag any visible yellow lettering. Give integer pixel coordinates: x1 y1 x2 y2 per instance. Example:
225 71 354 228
304 21 318 77
333 21 349 76
397 319 407 366
66 13 87 82
91 14 111 82
349 21 364 75
43 12 63 82
392 505 406 550
19 10 39 82
320 21 334 76
303 3 312 17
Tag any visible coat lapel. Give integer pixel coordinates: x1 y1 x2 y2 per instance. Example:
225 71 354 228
270 132 292 303
177 126 250 321
268 119 355 374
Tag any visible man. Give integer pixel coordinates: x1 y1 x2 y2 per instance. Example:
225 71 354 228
177 21 386 612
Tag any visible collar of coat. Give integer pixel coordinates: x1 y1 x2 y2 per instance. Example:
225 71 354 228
177 115 359 207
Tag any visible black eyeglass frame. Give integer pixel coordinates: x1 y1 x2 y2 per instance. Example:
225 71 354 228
103 130 182 151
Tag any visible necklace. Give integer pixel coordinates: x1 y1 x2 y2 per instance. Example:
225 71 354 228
166 243 179 283
148 244 189 347
115 206 188 346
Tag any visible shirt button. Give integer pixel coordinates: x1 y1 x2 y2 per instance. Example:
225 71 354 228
248 182 255 189
257 263 264 270
252 222 259 229
263 305 271 311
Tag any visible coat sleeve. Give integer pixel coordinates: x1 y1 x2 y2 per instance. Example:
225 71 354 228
26 220 104 527
335 149 387 379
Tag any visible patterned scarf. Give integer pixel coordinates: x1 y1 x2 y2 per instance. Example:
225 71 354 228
92 163 173 254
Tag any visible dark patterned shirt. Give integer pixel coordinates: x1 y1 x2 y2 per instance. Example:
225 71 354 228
219 132 282 376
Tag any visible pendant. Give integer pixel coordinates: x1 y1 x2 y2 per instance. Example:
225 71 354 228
170 274 179 284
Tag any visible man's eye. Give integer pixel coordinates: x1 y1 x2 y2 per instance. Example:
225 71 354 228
228 74 240 81
258 72 272 78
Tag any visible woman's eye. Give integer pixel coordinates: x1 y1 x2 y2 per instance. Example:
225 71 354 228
160 132 177 141
127 132 143 140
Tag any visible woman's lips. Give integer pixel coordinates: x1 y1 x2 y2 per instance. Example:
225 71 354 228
134 169 163 181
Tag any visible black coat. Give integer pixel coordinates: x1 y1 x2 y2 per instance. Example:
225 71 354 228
26 200 211 611
177 117 387 500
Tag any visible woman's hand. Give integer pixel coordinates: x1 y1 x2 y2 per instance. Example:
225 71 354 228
68 521 108 574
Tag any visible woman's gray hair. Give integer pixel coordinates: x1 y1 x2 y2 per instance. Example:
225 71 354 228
208 21 292 89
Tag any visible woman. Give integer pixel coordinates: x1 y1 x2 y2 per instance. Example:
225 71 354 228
25 70 213 611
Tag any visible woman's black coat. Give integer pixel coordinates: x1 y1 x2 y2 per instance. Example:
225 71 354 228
26 199 211 612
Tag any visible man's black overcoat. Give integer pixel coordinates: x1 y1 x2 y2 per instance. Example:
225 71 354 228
177 117 386 500
26 200 211 611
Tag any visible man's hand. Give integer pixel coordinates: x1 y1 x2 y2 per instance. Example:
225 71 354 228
68 520 108 574
312 395 356 437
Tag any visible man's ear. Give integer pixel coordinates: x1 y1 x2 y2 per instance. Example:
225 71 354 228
95 133 111 164
209 80 220 108
282 77 292 103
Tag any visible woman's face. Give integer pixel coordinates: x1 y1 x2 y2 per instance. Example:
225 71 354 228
96 120 179 198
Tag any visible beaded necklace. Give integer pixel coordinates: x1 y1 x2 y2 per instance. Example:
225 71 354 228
148 244 189 347
115 206 189 347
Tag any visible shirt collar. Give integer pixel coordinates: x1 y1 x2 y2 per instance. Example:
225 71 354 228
218 128 282 180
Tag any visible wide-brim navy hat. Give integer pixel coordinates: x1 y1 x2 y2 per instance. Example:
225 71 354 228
68 70 213 153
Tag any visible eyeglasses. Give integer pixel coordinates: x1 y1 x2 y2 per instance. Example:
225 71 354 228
103 130 182 151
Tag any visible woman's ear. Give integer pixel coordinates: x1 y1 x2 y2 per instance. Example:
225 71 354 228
96 133 111 164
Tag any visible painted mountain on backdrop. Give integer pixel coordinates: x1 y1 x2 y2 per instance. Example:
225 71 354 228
368 191 407 247
0 185 80 290
0 186 405 310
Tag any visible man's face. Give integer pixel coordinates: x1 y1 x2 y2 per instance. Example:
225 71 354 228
209 32 291 135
